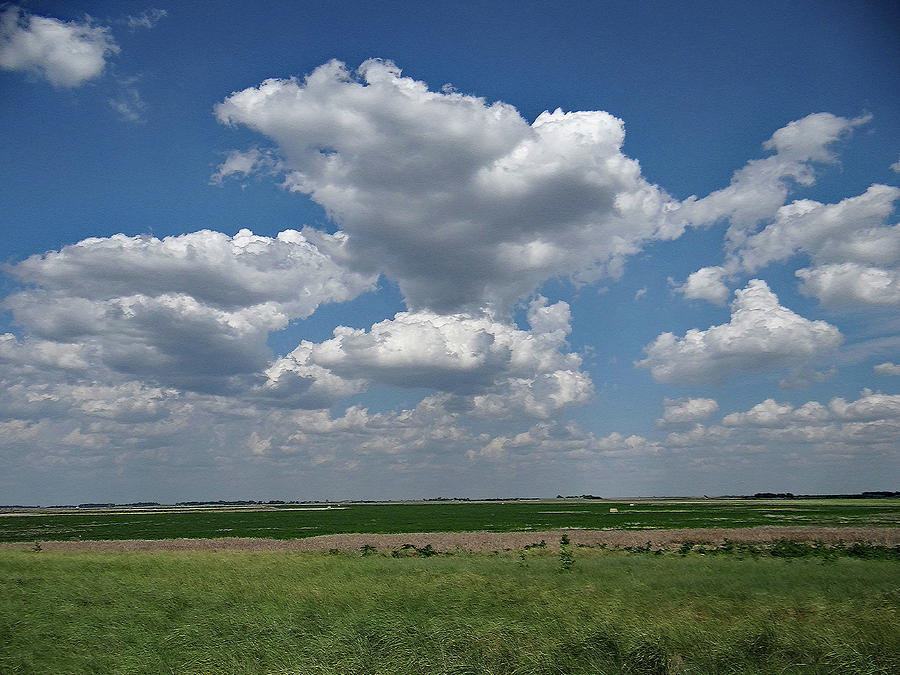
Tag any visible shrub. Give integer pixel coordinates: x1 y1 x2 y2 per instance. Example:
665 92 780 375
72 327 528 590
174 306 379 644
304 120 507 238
559 535 575 572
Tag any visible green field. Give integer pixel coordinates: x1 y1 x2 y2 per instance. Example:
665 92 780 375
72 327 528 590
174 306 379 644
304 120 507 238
1 499 897 542
2 501 897 673
1 548 897 674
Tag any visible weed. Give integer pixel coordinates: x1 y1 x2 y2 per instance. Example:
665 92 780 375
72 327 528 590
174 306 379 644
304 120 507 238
417 543 438 558
390 543 439 558
625 541 661 555
770 538 813 558
559 535 575 572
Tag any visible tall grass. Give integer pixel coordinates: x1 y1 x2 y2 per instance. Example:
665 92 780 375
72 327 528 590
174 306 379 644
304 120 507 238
1 550 897 673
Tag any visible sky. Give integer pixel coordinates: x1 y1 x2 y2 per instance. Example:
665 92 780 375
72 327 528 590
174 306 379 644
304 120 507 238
1 1 898 504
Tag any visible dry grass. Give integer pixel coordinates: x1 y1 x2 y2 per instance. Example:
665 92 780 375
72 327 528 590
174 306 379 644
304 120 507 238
2 525 897 552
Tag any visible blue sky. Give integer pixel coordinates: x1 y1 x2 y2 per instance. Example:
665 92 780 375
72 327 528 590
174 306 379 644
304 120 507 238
1 1 898 504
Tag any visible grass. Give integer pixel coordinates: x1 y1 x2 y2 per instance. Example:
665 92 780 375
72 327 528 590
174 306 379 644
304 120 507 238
1 498 897 542
1 548 897 674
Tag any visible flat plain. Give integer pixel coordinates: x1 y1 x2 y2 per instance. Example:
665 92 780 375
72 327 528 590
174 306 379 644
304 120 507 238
1 499 897 674
1 498 897 543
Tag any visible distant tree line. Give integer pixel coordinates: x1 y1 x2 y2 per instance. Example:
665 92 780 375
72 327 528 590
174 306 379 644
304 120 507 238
5 491 897 510
748 491 899 499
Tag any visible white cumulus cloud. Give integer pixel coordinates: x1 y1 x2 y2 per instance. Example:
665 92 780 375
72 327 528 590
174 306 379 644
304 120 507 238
669 390 900 463
796 263 900 307
214 59 681 315
4 228 376 394
676 112 869 237
637 279 842 383
675 119 900 308
675 266 730 305
673 114 895 306
658 397 719 425
0 6 118 87
874 362 900 375
272 297 592 418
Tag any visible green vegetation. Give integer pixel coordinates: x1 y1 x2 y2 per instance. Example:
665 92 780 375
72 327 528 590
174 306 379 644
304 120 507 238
1 548 897 674
1 498 897 542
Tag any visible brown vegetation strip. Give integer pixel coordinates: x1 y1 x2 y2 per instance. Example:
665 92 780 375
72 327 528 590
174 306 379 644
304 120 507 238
2 526 898 553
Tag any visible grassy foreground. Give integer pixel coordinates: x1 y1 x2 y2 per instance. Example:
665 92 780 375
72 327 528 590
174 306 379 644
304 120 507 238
1 549 897 674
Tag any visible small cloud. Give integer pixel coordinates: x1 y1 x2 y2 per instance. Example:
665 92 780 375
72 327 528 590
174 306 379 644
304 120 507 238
891 154 900 173
874 361 900 375
779 366 837 389
126 8 168 31
634 287 647 301
0 5 119 87
210 147 279 186
674 266 730 305
657 397 719 425
247 431 271 455
109 83 146 122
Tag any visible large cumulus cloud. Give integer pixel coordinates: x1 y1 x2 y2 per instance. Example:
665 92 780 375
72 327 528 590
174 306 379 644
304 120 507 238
214 59 681 315
267 296 592 418
4 228 376 394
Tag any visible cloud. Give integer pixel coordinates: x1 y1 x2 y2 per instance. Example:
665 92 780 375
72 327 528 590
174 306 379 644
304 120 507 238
274 296 592 418
669 390 900 460
214 59 681 315
468 420 659 461
675 266 729 305
675 120 900 308
736 184 899 272
874 362 900 375
0 6 118 87
676 113 870 236
796 263 900 307
891 155 900 173
778 366 836 390
637 279 842 383
658 397 719 425
1 332 88 369
109 83 146 122
730 183 900 307
4 228 376 393
210 147 279 185
126 8 168 31
721 389 900 428
722 398 802 427
2 229 588 415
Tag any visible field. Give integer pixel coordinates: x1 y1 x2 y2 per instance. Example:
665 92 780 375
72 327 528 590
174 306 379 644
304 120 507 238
1 500 897 673
1 498 897 543
2 548 898 674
